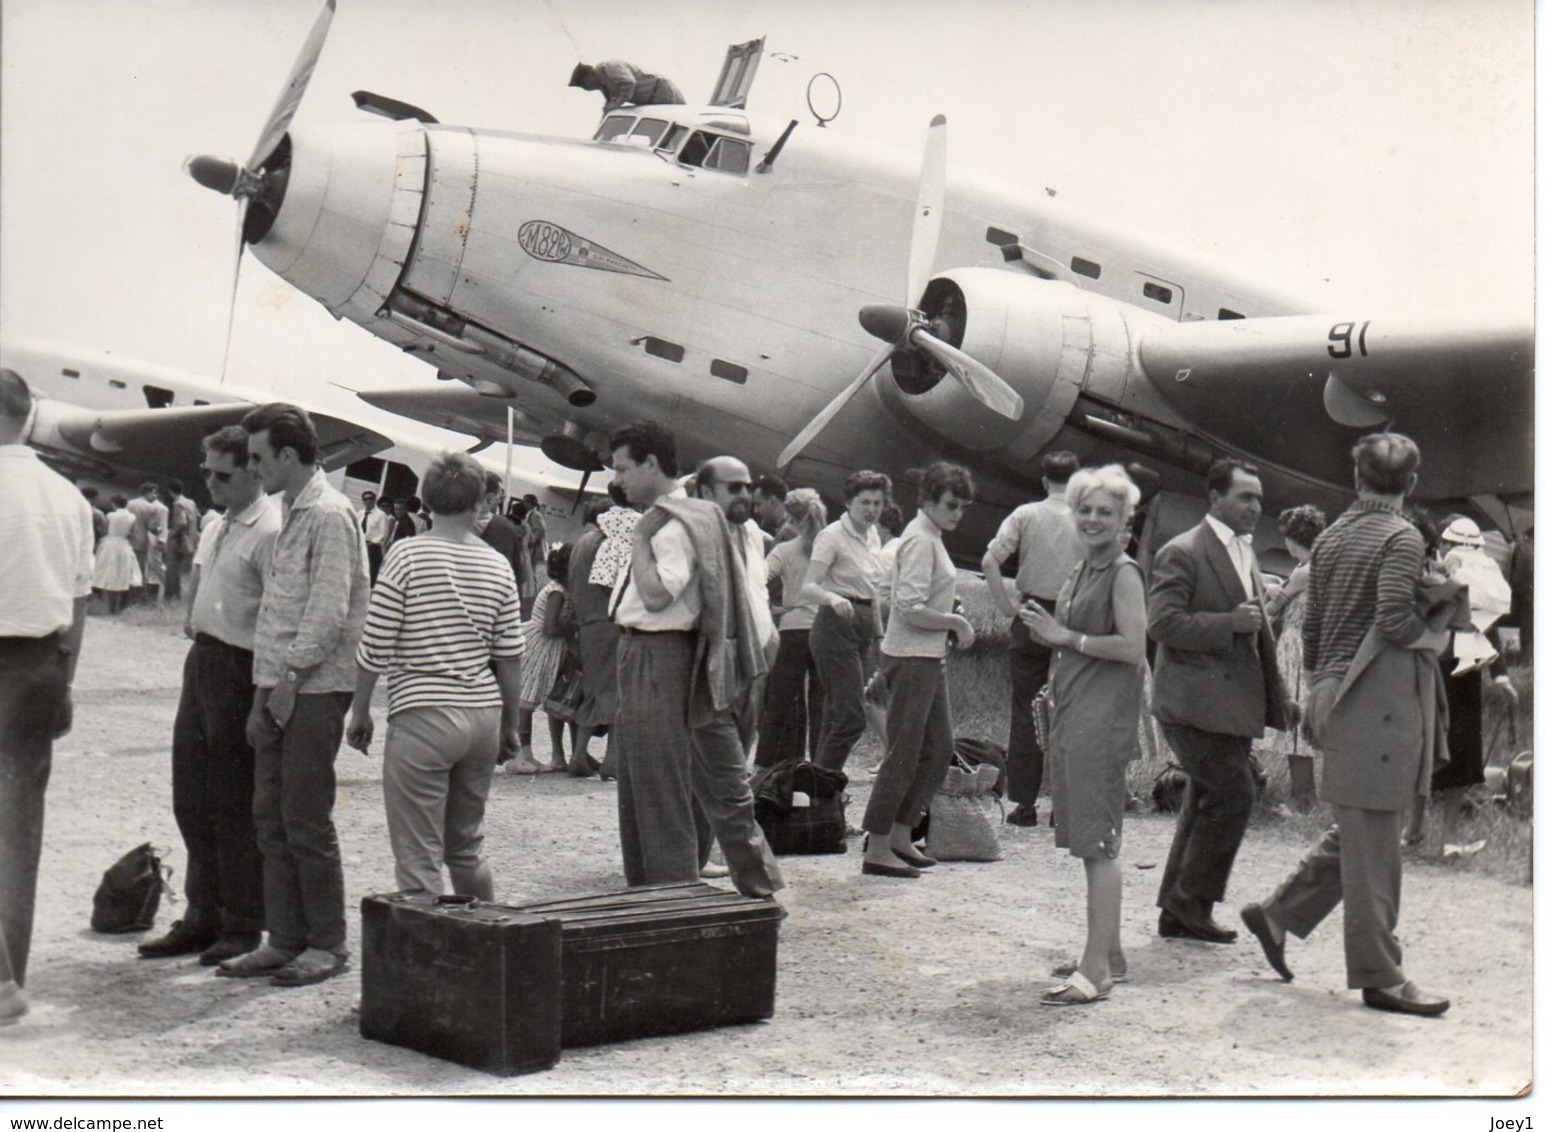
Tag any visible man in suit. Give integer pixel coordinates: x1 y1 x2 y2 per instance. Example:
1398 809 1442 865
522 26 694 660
1240 433 1450 1016
1149 458 1288 943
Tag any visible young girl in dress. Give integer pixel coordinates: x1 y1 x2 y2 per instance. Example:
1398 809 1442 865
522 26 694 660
511 543 581 774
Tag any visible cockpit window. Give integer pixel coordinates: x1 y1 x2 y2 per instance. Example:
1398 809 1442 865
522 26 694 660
631 117 669 145
594 114 636 142
658 124 689 153
675 131 750 175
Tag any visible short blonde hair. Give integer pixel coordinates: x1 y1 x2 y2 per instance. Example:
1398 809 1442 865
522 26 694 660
1065 464 1140 523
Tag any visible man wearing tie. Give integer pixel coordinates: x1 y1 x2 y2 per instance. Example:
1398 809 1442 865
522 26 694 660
1149 458 1288 943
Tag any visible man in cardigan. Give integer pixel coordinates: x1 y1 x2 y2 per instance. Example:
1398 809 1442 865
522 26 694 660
1240 433 1450 1016
608 422 781 899
1149 458 1289 944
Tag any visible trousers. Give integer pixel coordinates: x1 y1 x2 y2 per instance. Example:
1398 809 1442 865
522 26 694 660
1005 610 1054 806
755 628 823 768
0 634 69 987
251 691 351 953
170 637 264 932
1157 721 1256 915
613 632 782 898
809 605 875 772
1262 804 1407 989
862 655 954 834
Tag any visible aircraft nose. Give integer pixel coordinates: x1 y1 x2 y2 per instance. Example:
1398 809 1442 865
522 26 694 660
249 118 427 322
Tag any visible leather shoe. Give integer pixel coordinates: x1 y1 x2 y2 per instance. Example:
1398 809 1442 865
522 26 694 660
894 847 938 868
138 919 220 959
1362 981 1450 1017
1158 908 1237 944
1005 804 1038 827
861 860 921 879
199 931 262 966
1240 903 1293 981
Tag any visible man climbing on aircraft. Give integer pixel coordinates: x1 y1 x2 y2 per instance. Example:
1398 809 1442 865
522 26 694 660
569 60 684 113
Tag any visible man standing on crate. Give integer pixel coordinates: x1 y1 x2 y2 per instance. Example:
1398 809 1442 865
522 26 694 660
607 422 782 899
1149 458 1289 944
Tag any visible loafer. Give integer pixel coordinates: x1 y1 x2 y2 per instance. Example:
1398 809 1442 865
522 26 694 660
199 931 262 967
216 944 299 979
861 860 921 879
1158 908 1237 944
1362 981 1450 1017
1240 903 1293 981
895 847 938 869
1005 804 1038 828
138 919 220 959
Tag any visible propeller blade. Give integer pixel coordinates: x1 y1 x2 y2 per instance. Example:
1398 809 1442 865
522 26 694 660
777 343 894 469
246 0 337 172
910 328 1024 419
572 467 594 515
904 114 947 309
217 201 249 384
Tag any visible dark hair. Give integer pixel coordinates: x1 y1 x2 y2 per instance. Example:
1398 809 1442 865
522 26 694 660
523 493 539 505
421 452 486 516
483 470 503 495
610 420 678 478
140 481 158 495
1041 450 1080 486
508 499 529 521
1353 432 1420 496
202 424 251 466
82 486 100 501
843 469 891 502
361 489 377 500
240 402 319 465
1403 505 1442 557
111 493 128 508
408 494 423 512
607 479 629 506
569 62 596 87
1205 457 1259 497
392 497 408 509
546 542 572 586
0 369 31 425
918 462 975 505
878 505 904 538
168 478 184 495
754 474 788 502
1278 504 1326 550
583 498 614 525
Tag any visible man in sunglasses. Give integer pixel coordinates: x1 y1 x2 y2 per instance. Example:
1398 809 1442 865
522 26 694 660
139 425 279 967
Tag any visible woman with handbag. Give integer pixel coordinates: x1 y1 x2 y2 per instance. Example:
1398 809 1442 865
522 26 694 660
516 543 592 774
860 462 977 878
1019 465 1147 1004
347 452 524 900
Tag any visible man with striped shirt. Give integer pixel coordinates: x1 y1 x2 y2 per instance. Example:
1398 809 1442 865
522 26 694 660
1241 433 1451 1017
349 453 524 900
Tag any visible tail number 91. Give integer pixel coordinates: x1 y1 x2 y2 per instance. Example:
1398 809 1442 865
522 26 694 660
1327 320 1370 359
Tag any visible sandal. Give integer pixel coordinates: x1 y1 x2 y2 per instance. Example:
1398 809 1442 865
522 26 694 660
215 944 299 979
271 948 350 987
1041 970 1112 1006
1052 959 1127 983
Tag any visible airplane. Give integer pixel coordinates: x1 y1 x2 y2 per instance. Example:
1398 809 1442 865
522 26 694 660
181 4 1534 562
0 336 602 541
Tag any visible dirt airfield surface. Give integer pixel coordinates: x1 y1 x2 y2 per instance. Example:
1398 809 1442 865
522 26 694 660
0 613 1532 1099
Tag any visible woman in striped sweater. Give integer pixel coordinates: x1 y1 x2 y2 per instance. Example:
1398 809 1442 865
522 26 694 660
347 452 525 899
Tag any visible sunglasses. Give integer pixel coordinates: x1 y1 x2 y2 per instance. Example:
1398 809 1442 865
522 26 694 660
200 466 233 484
721 481 754 495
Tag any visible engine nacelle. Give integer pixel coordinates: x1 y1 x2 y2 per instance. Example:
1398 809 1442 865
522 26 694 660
875 267 1161 460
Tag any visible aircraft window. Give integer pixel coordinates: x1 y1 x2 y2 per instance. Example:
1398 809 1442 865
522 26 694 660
678 132 713 168
1142 282 1173 304
710 359 748 384
705 137 750 174
642 336 685 363
1218 308 1246 320
193 399 209 406
143 384 175 408
109 379 127 389
631 118 669 145
1071 257 1102 279
62 368 80 379
595 115 636 142
658 124 689 153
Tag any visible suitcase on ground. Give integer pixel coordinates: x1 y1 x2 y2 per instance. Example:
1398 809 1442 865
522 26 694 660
359 893 563 1076
511 882 786 1047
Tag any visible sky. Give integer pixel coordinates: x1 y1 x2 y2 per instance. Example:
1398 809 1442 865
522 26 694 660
0 0 1534 475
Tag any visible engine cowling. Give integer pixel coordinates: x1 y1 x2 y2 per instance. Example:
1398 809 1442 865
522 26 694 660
874 267 1158 460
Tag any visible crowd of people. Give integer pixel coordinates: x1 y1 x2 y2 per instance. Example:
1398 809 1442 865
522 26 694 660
0 367 1525 1030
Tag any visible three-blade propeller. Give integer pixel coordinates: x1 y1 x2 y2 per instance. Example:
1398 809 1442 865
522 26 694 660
777 114 1023 469
183 0 336 379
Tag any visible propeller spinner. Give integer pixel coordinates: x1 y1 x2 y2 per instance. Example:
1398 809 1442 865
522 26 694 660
777 114 1023 470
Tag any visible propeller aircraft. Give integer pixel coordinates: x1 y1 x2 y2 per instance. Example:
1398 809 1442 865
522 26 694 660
182 2 1534 559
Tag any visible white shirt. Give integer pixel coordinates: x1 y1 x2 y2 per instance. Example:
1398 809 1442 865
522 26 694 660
610 487 701 631
0 446 95 636
738 519 777 649
362 506 392 546
1204 513 1256 598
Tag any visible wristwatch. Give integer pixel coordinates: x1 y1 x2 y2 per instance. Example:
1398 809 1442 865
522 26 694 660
285 670 299 683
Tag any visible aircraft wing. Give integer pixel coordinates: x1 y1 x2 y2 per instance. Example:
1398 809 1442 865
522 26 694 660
1138 314 1533 499
356 386 550 449
38 400 392 477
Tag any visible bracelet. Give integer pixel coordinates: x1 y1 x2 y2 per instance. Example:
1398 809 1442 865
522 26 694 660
1077 634 1088 652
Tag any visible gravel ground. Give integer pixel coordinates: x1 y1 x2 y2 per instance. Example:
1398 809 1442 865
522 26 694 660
0 612 1532 1098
